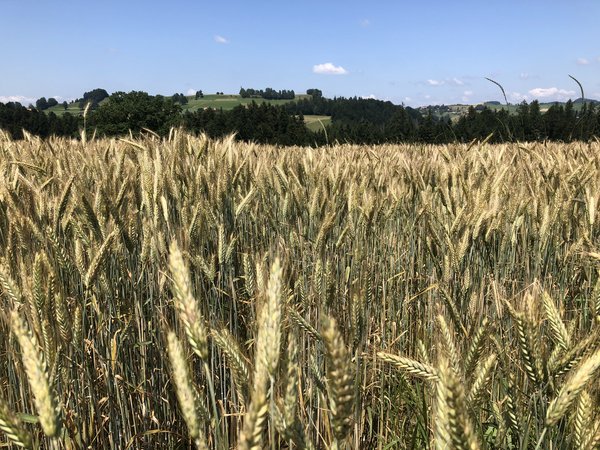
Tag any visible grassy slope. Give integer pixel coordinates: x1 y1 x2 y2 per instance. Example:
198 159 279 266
304 115 332 132
181 93 312 111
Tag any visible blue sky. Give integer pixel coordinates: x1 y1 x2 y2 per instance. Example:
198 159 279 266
1 0 599 107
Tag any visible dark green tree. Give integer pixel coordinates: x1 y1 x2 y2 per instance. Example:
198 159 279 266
171 93 188 105
90 91 182 136
36 97 49 110
78 88 109 110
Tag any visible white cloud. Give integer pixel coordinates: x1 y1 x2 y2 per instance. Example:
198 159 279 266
427 79 444 86
451 77 464 86
186 88 196 96
520 72 530 80
360 19 371 27
509 92 529 102
528 87 575 101
361 94 377 99
0 95 36 105
313 62 348 75
577 57 590 65
214 35 229 44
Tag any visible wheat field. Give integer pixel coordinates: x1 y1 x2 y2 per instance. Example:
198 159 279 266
1 129 600 449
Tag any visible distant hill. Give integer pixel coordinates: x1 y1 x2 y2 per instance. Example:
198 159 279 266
43 93 310 116
481 98 599 107
573 97 600 104
418 97 600 123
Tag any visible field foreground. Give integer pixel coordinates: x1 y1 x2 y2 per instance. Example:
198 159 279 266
1 130 600 449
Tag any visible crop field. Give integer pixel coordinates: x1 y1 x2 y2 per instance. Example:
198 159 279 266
1 131 600 449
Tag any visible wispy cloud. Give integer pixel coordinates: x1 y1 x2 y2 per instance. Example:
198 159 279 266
461 90 473 103
313 62 348 75
577 57 590 65
426 77 465 87
360 18 371 27
214 35 229 44
186 88 196 96
528 87 575 101
0 95 37 105
427 79 444 86
518 72 541 81
361 94 377 99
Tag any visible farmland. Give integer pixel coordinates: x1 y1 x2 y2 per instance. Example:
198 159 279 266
182 94 312 112
44 94 332 134
46 94 312 115
1 131 600 449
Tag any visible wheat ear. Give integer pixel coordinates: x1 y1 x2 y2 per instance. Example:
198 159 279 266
435 356 481 450
322 315 355 444
573 390 592 449
10 310 61 438
546 348 600 426
169 241 208 360
166 332 208 450
378 352 439 381
0 396 32 449
239 258 283 450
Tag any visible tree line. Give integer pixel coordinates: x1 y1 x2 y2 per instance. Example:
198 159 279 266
1 90 599 144
239 87 296 100
0 102 79 138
